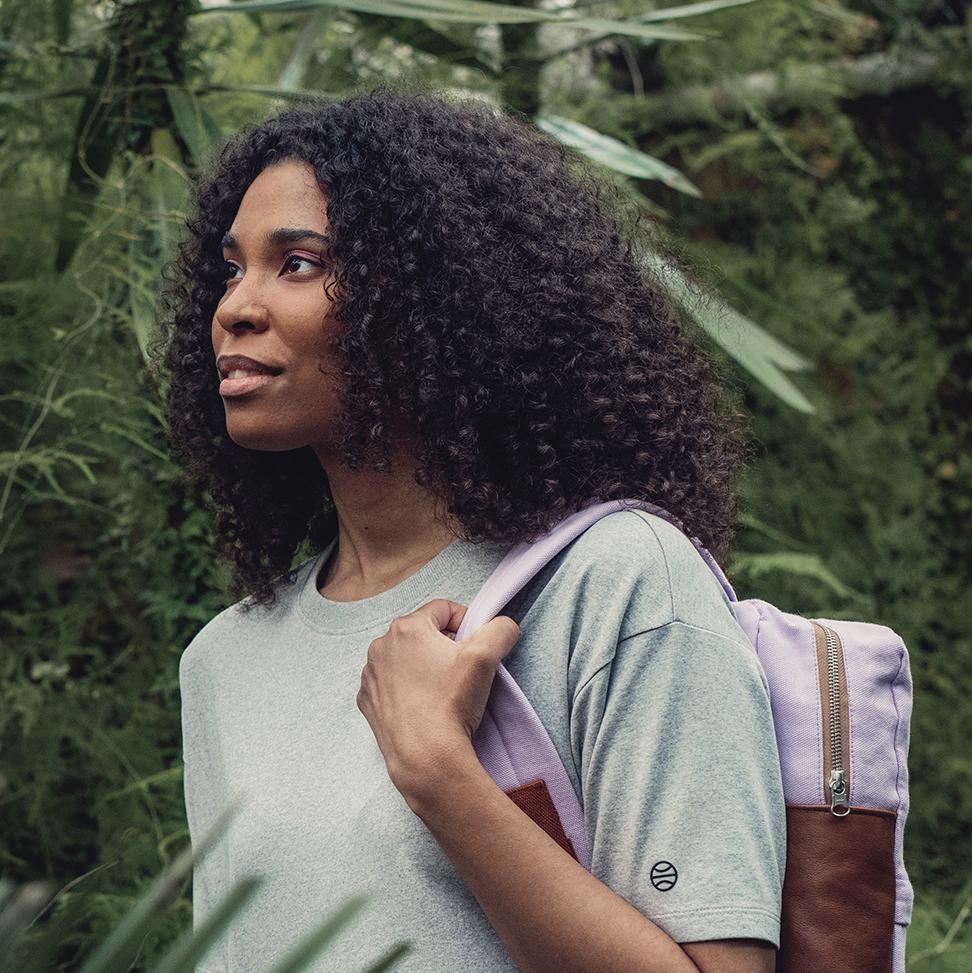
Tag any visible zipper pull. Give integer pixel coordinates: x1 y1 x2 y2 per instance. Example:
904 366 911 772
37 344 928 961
829 769 850 816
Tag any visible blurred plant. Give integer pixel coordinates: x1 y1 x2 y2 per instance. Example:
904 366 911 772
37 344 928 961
0 800 411 973
1 0 814 409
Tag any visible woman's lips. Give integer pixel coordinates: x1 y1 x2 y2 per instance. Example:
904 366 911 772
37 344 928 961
219 372 281 397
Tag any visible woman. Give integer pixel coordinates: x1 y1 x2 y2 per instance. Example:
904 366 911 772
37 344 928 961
154 83 786 972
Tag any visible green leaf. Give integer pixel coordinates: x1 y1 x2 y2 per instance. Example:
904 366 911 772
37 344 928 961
148 127 190 261
262 895 385 973
558 14 708 41
196 82 342 103
536 114 703 197
354 10 498 72
547 0 758 52
93 767 185 815
0 85 90 105
123 128 189 364
76 798 245 973
731 551 865 600
194 0 709 41
150 876 262 973
165 87 224 169
56 52 120 271
736 512 813 551
128 241 164 368
638 0 762 22
358 942 414 973
641 251 815 412
98 422 171 463
700 304 815 411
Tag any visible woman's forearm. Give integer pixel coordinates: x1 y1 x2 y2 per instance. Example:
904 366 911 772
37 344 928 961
399 744 700 973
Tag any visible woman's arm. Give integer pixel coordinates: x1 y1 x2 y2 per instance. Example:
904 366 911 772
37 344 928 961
356 600 779 973
399 743 774 973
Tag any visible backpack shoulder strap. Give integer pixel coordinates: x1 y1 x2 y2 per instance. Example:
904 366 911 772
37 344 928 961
456 498 733 641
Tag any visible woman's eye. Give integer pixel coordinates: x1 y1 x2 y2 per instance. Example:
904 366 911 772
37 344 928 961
220 255 318 283
283 254 318 274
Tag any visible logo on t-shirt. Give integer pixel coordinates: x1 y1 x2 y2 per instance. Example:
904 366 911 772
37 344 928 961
650 861 678 891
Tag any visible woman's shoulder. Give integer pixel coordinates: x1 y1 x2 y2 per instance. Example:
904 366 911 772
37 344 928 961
550 507 735 638
178 551 320 685
179 604 235 692
562 513 771 747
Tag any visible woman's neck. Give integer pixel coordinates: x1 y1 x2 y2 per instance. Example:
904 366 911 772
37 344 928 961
315 448 463 601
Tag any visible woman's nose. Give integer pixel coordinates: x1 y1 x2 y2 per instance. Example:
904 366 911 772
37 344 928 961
214 281 271 334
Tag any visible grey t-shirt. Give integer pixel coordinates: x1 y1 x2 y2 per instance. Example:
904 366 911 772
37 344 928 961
180 509 786 972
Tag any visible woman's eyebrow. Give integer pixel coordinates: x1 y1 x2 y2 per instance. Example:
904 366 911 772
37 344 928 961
220 227 328 252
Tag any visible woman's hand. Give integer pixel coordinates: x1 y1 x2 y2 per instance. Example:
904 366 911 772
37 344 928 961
356 599 521 799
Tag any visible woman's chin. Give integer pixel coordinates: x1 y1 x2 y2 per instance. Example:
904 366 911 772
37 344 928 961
223 424 302 452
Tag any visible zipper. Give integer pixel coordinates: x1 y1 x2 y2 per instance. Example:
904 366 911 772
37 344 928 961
811 620 851 817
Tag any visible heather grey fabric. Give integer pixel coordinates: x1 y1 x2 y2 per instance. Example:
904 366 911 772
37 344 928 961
180 509 786 972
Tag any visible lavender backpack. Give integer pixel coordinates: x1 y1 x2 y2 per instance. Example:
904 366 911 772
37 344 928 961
453 498 914 973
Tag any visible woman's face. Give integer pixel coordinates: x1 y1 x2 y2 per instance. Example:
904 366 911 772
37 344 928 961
212 158 344 454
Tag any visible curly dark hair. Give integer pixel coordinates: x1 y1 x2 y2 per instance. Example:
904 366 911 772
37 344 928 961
148 81 749 613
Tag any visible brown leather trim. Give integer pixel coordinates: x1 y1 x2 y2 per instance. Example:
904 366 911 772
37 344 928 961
813 622 851 807
504 778 578 861
778 803 896 973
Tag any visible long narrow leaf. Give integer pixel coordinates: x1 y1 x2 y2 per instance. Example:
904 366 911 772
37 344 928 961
0 85 91 105
262 896 376 973
641 251 815 412
639 0 761 22
539 0 759 52
560 14 708 41
732 551 865 600
76 797 245 973
94 767 185 815
97 423 171 463
56 51 120 271
278 10 331 90
195 0 709 41
736 511 813 551
359 942 414 973
196 82 343 102
150 877 262 973
148 127 190 272
537 114 703 197
165 87 224 169
694 300 815 411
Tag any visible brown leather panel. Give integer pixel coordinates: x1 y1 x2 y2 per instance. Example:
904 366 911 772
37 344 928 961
504 778 578 861
778 804 897 973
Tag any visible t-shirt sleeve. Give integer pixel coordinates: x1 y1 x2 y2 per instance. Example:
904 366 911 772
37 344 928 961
568 619 787 946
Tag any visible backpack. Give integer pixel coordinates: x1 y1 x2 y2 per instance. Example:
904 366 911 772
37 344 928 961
452 498 914 973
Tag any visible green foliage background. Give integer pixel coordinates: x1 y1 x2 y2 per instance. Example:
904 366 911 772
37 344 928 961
1 0 970 968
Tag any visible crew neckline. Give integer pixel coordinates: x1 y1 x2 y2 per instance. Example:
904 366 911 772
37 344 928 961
295 533 513 635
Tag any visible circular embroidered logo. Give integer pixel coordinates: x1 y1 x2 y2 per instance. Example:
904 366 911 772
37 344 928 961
650 861 678 891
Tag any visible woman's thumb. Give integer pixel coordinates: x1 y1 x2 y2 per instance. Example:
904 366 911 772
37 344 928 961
469 615 521 661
